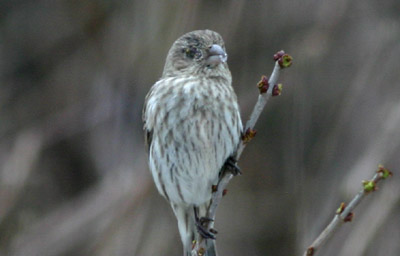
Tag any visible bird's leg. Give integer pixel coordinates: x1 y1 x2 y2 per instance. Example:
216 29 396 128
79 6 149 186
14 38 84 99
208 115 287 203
222 156 241 176
194 207 216 240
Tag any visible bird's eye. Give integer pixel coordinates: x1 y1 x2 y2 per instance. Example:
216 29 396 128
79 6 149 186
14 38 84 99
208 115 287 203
184 46 202 59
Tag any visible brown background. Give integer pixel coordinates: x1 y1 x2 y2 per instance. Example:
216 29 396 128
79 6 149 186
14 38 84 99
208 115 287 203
1 1 400 255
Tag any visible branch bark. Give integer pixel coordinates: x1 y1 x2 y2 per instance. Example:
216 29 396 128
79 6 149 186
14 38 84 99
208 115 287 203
192 51 293 255
303 165 392 256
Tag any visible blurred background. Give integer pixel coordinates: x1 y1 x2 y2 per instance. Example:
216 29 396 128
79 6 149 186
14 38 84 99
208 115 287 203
1 1 400 255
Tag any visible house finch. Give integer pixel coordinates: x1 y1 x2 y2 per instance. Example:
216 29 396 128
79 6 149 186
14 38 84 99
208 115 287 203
143 30 242 255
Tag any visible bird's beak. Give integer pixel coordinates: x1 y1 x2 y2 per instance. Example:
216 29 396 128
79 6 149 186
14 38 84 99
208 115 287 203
206 44 228 66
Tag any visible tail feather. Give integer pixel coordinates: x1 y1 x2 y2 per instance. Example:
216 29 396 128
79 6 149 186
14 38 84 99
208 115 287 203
171 203 196 255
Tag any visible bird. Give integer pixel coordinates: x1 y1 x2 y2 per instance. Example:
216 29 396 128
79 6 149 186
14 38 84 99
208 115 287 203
143 30 242 255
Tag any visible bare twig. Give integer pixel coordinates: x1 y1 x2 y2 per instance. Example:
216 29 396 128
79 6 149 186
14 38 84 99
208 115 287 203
192 51 293 255
304 165 393 256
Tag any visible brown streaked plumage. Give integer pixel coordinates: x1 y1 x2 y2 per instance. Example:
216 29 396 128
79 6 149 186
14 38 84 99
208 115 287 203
143 30 242 255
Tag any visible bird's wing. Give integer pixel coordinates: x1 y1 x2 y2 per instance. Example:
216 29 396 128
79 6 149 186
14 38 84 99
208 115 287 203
142 85 155 153
144 129 153 153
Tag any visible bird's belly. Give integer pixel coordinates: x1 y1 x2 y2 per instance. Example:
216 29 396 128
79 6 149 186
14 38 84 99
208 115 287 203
150 104 238 205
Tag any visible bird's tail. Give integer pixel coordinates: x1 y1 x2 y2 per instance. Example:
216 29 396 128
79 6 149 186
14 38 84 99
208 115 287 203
172 203 216 256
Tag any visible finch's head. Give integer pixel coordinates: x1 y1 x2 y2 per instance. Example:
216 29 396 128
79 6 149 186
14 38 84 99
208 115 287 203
162 30 229 78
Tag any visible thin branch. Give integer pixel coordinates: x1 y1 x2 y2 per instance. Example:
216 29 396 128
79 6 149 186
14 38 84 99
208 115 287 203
192 51 293 255
304 165 393 256
236 60 280 159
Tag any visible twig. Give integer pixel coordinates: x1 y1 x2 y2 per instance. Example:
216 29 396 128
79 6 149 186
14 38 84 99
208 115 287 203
192 51 293 255
304 165 393 256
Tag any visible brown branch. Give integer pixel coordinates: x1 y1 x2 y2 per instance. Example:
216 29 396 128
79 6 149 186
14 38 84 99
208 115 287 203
304 165 393 256
192 51 293 255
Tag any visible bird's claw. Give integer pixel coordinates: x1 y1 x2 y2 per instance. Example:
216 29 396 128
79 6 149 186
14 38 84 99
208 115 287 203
195 217 216 240
223 156 241 176
194 209 217 240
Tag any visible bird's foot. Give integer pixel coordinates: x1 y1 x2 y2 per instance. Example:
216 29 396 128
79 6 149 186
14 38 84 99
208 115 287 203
196 217 217 239
194 208 217 239
223 156 241 176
